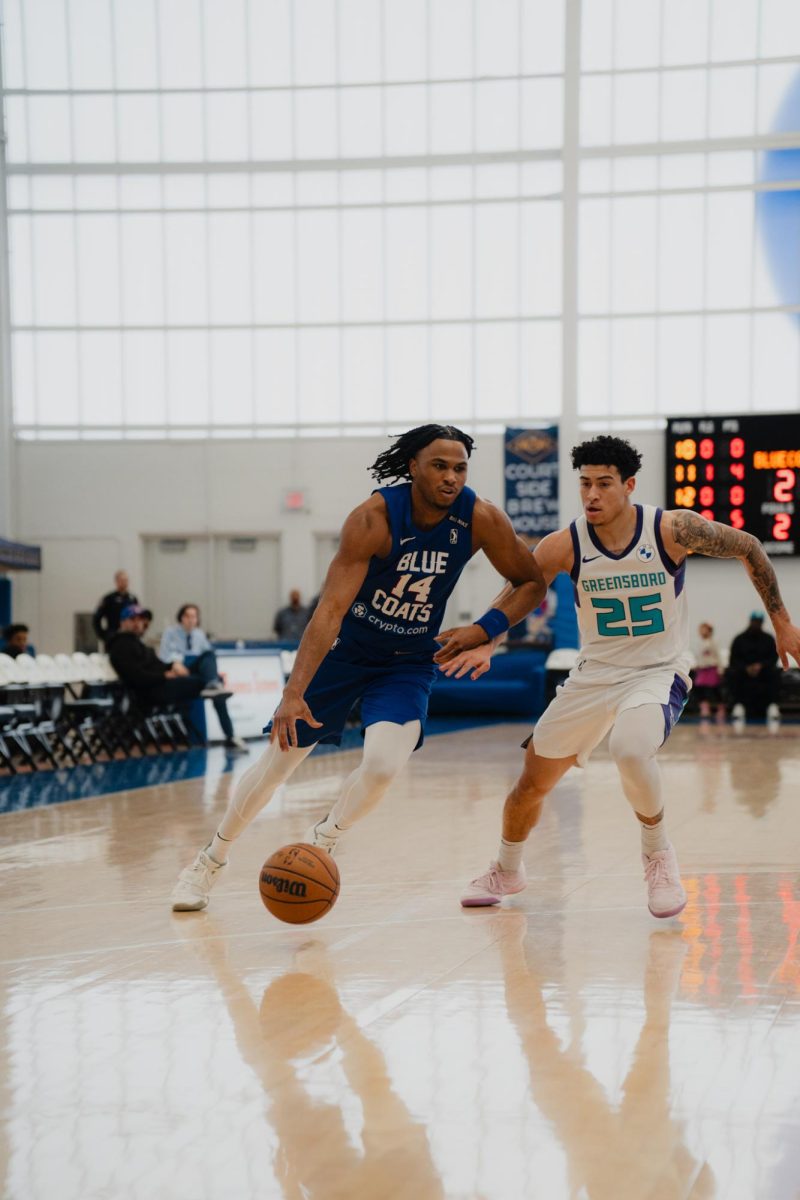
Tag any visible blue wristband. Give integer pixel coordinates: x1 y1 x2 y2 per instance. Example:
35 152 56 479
474 608 510 642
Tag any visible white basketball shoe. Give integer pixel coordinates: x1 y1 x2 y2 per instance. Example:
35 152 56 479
171 849 226 911
303 816 340 857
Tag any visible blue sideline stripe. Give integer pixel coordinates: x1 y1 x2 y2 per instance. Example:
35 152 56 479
0 716 530 814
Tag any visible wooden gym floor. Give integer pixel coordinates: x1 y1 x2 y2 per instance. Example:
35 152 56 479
1 722 799 1200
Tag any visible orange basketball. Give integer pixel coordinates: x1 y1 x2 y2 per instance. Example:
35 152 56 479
258 843 340 924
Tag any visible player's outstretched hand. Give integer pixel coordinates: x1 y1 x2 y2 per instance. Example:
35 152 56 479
433 623 489 663
270 691 322 751
437 643 494 681
774 621 800 669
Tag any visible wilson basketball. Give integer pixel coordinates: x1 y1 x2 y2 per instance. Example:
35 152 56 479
258 843 340 924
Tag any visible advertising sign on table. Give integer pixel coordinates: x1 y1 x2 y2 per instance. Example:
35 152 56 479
205 652 285 741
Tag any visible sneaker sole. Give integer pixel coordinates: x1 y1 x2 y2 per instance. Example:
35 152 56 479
648 898 687 919
460 896 502 907
171 898 209 912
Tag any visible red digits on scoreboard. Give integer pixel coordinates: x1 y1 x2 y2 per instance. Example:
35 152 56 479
699 438 715 460
700 509 714 520
773 468 795 503
699 486 714 507
730 510 745 529
729 437 745 458
705 464 714 481
730 462 745 481
773 513 791 541
729 485 745 506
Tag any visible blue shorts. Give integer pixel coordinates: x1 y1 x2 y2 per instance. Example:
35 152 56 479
263 637 437 749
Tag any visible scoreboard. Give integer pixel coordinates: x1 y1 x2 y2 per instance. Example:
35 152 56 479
666 415 800 557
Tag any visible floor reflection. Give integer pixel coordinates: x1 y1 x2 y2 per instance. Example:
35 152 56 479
492 913 716 1200
178 923 445 1200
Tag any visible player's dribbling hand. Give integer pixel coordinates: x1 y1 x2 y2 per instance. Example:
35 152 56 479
433 623 489 663
270 691 323 751
437 644 493 681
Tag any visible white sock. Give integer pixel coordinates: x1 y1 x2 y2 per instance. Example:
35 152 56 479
207 833 232 865
498 837 525 872
640 821 668 856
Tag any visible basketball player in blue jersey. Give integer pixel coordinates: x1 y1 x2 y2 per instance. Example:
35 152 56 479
438 435 800 918
171 424 546 911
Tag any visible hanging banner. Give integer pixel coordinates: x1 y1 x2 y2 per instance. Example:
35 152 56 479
0 538 41 570
504 426 559 544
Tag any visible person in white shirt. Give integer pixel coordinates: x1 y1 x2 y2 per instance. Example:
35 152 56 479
160 603 215 662
160 604 247 754
694 622 725 724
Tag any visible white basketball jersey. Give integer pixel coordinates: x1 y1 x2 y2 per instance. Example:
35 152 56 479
570 504 691 673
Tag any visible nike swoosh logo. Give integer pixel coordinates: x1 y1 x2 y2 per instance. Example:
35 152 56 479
582 554 602 563
400 537 415 545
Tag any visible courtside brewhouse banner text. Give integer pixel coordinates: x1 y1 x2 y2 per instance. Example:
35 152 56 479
504 427 559 544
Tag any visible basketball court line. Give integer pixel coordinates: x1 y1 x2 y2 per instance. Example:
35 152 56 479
0 864 794 915
0 825 108 857
1 889 791 968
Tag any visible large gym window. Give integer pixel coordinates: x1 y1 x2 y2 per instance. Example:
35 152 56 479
577 0 800 420
2 0 564 439
2 0 799 438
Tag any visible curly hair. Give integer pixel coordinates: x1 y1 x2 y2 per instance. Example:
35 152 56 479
571 436 642 481
369 424 475 483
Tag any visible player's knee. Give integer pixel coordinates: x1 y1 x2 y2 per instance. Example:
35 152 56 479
609 740 656 775
512 771 549 806
609 728 629 762
362 757 401 790
609 719 659 763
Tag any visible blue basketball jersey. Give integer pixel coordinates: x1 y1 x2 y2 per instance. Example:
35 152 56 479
337 483 477 655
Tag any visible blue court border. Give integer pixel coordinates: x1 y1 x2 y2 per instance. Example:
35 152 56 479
0 715 529 815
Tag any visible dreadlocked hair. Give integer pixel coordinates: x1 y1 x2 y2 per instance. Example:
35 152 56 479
571 435 642 481
369 424 475 483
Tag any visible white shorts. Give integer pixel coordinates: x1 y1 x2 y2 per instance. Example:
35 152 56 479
532 659 691 767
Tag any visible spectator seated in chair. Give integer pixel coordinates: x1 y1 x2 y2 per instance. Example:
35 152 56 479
160 603 217 674
109 604 246 754
726 610 781 724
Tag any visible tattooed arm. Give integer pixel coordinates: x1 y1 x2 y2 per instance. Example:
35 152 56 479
662 509 800 668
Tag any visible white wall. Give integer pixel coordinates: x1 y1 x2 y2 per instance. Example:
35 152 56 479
12 431 800 656
11 435 507 652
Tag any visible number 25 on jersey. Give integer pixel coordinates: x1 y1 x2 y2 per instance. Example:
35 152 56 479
591 593 665 638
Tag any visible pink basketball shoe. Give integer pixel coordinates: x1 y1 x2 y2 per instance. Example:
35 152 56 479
461 860 527 907
642 843 687 918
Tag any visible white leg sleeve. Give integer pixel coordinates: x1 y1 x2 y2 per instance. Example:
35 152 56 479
216 740 315 842
323 720 420 831
608 704 665 819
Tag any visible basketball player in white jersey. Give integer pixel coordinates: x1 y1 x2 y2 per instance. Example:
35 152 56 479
436 436 800 918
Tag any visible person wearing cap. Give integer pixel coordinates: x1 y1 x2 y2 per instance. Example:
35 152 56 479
108 605 247 754
727 611 781 723
92 570 139 647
